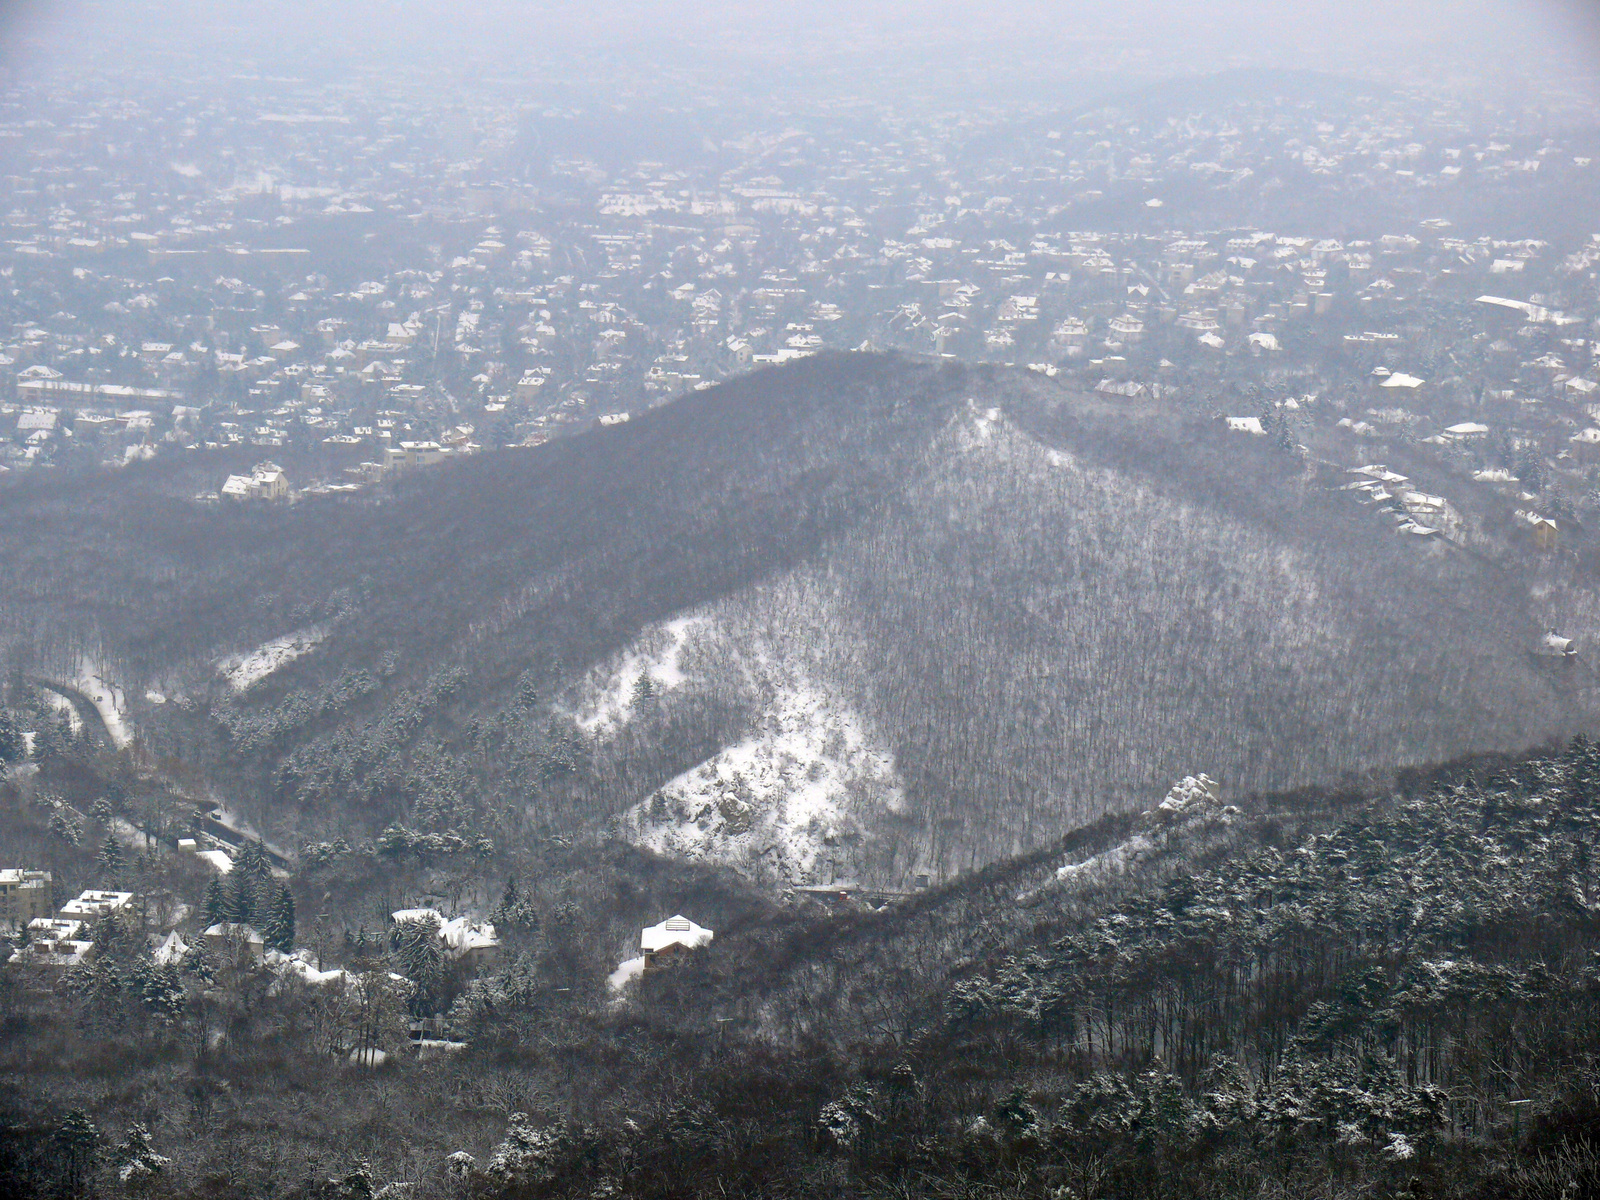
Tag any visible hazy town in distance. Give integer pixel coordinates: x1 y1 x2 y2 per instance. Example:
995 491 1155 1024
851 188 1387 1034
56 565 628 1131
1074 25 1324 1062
2 3 1600 1198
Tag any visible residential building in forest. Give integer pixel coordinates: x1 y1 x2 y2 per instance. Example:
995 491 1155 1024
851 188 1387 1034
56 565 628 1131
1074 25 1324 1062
59 889 134 921
204 922 266 963
0 869 52 930
640 914 714 972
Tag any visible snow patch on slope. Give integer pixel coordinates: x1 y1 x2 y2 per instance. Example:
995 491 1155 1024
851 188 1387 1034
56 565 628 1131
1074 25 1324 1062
76 660 132 748
41 690 84 736
617 671 904 885
1017 776 1237 904
572 614 707 735
958 397 1006 448
217 626 327 692
608 956 646 994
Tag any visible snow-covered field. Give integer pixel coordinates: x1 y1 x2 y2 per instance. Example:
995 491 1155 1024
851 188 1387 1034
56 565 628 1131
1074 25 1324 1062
110 817 158 852
217 626 327 692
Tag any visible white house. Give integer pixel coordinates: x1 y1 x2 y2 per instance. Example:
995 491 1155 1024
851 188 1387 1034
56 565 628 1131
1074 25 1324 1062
221 462 290 502
640 914 713 972
59 889 134 920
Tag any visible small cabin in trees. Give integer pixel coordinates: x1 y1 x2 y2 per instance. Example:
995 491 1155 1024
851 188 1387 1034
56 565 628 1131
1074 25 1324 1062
640 914 713 973
440 915 500 971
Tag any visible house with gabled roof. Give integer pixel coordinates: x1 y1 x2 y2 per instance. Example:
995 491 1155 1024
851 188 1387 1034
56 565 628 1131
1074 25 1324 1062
640 914 713 973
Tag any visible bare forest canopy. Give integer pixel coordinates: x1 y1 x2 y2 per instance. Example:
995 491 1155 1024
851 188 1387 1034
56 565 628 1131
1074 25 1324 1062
1 353 1597 884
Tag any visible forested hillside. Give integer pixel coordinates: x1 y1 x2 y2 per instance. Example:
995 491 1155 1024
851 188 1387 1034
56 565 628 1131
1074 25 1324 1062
4 743 1598 1199
1 352 1597 883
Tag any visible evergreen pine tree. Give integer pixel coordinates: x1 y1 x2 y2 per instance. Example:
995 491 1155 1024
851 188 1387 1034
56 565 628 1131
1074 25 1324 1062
631 673 656 708
491 877 536 931
333 1159 376 1200
393 914 444 1015
226 864 255 925
264 884 296 953
0 708 24 765
55 1108 99 1200
491 877 520 923
96 834 125 881
114 1123 170 1193
49 809 83 846
202 877 229 928
235 839 266 878
224 841 271 926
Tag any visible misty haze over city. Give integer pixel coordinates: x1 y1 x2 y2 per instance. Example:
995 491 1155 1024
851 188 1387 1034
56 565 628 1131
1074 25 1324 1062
0 3 1599 1198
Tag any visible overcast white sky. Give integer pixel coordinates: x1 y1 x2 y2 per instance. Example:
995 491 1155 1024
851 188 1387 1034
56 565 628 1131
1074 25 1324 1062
2 0 1598 102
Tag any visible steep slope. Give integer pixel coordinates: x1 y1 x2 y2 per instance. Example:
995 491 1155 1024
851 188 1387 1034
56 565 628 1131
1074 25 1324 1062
0 353 1595 885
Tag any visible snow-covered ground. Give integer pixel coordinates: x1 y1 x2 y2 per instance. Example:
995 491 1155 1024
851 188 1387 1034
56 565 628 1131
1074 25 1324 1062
195 849 233 874
110 817 158 852
1051 833 1157 886
572 614 706 735
270 949 349 988
76 660 132 748
217 626 327 692
607 956 646 993
617 668 904 885
203 801 293 866
1016 776 1235 903
41 689 84 736
959 398 1005 446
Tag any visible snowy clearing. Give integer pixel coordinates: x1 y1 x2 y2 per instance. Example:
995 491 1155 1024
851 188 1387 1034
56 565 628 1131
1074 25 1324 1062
958 398 1006 447
618 672 904 885
217 626 328 692
1017 777 1235 903
572 614 706 735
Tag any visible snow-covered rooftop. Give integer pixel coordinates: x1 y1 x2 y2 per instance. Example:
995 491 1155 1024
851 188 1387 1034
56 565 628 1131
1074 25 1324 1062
641 914 713 953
